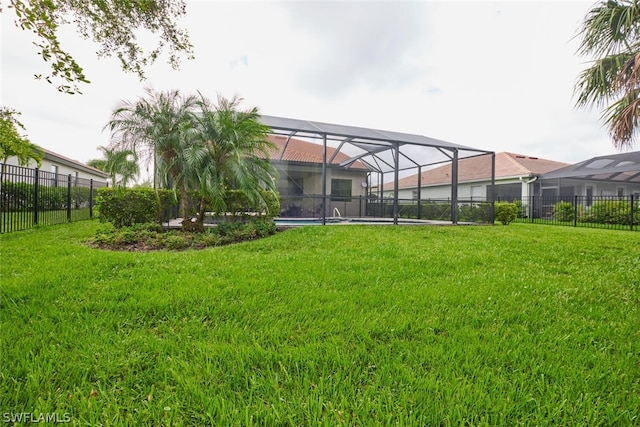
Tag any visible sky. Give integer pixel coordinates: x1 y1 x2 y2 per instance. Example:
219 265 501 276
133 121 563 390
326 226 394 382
0 0 625 170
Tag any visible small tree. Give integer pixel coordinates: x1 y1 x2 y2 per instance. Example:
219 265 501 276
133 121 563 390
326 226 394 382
105 88 199 230
187 94 279 231
0 107 44 168
494 202 518 225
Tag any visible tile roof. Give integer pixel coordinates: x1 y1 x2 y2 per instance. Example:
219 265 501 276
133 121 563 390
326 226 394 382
266 135 367 169
388 152 569 189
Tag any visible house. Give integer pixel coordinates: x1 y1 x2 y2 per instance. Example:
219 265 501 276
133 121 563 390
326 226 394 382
537 151 640 201
266 135 369 217
4 147 108 184
380 152 569 202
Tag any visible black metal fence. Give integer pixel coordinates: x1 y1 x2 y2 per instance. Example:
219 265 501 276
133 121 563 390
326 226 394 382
510 195 638 231
0 164 108 233
278 195 494 224
280 193 639 230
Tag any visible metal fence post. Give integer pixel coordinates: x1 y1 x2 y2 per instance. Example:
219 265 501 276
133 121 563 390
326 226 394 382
67 174 72 221
630 194 635 231
531 196 535 223
574 195 578 228
33 168 39 225
89 179 94 218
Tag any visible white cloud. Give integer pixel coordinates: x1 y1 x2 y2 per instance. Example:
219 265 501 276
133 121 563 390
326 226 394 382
0 0 623 167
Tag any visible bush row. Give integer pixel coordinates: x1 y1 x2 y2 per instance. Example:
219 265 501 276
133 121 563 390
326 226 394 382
552 200 640 225
1 181 93 212
95 187 281 228
374 202 500 223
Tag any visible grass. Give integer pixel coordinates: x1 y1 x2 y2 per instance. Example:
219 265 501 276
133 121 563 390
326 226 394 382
1 221 639 426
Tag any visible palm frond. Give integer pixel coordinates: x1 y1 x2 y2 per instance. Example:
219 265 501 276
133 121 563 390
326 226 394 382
602 89 640 148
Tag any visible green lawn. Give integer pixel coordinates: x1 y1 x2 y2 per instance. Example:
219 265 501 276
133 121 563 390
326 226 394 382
1 221 638 426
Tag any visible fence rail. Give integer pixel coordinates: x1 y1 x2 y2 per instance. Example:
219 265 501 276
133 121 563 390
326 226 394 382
0 164 108 233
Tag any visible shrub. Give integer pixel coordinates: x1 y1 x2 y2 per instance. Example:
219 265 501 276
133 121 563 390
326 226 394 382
95 188 175 228
552 201 574 222
398 204 418 219
513 199 528 218
581 200 633 225
420 202 450 221
195 189 280 221
37 187 67 210
162 234 190 250
1 181 33 211
458 203 492 223
253 219 277 237
494 202 518 225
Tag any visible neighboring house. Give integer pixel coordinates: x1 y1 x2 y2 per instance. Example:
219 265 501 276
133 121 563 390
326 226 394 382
537 151 640 200
4 147 108 184
266 135 369 217
380 152 569 202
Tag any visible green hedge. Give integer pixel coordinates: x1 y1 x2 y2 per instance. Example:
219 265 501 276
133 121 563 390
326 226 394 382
95 188 175 228
194 189 280 220
579 200 639 225
552 201 575 222
96 187 280 228
0 181 92 212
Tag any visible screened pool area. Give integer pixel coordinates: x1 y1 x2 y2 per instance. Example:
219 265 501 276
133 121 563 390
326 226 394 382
260 115 496 225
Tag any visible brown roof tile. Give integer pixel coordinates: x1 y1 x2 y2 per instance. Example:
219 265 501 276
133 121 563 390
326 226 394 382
390 152 569 189
265 135 366 169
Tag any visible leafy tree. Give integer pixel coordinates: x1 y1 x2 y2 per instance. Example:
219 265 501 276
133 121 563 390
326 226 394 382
187 94 278 230
3 0 194 94
574 0 640 149
105 88 199 228
87 146 139 187
0 107 44 167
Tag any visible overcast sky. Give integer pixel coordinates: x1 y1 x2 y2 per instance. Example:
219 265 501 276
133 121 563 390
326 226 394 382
0 0 624 169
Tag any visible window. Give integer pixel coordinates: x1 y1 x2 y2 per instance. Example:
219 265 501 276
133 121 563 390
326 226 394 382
50 165 59 187
470 185 483 201
331 179 352 201
586 186 593 207
617 187 624 197
487 183 520 202
411 190 419 200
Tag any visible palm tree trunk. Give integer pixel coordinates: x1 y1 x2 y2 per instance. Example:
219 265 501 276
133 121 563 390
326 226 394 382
178 184 192 230
196 197 207 229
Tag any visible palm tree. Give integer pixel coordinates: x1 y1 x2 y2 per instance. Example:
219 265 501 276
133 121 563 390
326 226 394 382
88 146 139 187
187 94 278 230
575 0 640 149
105 88 199 228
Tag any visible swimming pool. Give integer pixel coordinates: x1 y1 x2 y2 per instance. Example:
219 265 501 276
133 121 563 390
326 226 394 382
274 217 447 226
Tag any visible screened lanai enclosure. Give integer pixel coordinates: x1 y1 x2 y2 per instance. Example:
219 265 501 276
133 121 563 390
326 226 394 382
260 116 495 225
523 151 640 230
